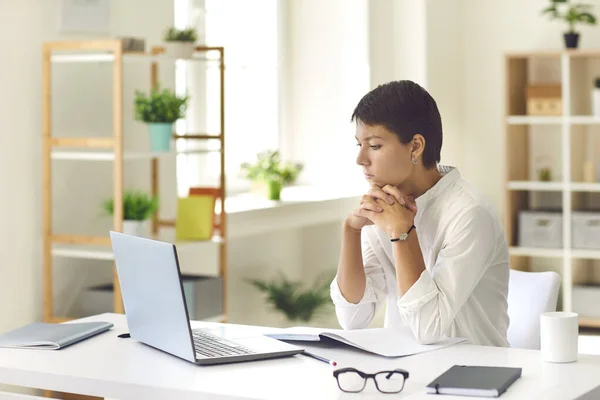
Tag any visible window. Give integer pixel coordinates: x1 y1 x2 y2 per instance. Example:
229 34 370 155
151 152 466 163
174 0 281 195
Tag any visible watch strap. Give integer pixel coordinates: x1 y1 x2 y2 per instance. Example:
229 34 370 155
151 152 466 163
390 225 415 242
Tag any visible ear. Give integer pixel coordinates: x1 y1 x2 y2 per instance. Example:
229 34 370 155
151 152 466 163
411 134 426 161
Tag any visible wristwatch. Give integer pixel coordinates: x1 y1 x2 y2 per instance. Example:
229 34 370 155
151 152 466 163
390 225 415 242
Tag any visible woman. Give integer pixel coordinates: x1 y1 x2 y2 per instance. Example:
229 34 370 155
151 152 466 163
330 80 510 347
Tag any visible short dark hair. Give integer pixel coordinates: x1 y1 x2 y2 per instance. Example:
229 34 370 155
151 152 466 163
351 80 443 169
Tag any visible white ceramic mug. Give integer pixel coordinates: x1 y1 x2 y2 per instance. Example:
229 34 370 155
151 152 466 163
540 311 578 363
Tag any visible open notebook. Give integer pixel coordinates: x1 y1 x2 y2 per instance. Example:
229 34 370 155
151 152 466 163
264 326 467 357
0 321 113 350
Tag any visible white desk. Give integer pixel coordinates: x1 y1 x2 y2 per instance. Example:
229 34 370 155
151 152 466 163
0 313 599 400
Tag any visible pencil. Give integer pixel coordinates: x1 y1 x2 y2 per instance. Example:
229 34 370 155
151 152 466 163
302 350 337 366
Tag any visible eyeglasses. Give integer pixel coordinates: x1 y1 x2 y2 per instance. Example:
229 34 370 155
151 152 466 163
333 367 410 394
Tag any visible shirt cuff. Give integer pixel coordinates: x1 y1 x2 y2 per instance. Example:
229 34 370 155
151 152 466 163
330 276 377 307
396 270 438 314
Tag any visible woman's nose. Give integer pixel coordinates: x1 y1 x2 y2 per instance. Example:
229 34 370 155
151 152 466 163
356 149 369 166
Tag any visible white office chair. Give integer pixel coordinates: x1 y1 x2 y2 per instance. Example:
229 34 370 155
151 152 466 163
506 269 561 350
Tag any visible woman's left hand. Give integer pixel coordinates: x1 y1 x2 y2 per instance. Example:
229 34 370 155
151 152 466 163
359 185 417 238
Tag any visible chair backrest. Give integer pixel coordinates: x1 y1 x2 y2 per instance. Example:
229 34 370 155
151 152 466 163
507 269 561 350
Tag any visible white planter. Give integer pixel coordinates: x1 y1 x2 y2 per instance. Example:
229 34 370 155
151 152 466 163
163 42 195 59
122 220 149 238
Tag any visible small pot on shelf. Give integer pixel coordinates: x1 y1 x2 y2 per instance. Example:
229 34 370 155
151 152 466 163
163 42 195 59
162 27 198 59
122 220 149 238
147 122 173 152
267 180 282 201
564 32 580 49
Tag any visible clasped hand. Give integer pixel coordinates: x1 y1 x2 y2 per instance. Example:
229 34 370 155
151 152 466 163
348 184 417 238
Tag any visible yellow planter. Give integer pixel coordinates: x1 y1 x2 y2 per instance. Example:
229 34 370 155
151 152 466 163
176 196 216 240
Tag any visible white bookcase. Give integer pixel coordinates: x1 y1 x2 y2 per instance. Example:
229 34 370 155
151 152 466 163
505 50 600 328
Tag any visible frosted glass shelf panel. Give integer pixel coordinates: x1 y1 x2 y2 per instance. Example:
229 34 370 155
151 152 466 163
507 116 563 125
509 247 564 258
507 181 564 191
51 149 218 161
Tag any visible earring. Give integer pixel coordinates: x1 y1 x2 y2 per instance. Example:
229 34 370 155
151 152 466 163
412 157 418 165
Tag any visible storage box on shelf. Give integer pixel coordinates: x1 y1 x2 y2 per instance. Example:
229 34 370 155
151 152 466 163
42 40 227 323
518 211 563 248
572 284 600 321
572 211 600 249
526 84 562 116
78 275 223 321
505 49 600 328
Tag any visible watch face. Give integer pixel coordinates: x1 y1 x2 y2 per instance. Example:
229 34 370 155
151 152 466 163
399 233 408 241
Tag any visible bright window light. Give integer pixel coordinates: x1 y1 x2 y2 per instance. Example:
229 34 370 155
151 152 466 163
174 0 280 194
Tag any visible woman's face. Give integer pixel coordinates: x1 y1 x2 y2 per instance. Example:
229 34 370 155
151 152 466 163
355 121 414 188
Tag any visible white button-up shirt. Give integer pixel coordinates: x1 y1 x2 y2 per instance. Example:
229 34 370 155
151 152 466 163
330 166 510 347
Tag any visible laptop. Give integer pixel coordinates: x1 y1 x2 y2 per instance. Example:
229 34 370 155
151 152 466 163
109 231 304 365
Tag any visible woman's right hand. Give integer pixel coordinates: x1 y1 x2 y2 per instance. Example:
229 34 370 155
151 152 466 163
345 191 392 231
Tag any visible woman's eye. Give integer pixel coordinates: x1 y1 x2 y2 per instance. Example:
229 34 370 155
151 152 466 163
356 143 362 147
370 145 381 150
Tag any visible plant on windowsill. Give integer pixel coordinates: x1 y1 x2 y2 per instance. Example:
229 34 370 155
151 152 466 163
240 150 303 200
163 26 198 59
101 190 159 237
134 85 189 152
246 271 334 324
541 0 597 49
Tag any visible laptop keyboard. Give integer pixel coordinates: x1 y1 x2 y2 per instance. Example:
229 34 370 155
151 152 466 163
192 330 256 358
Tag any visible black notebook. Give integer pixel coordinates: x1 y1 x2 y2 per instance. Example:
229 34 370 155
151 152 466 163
426 365 522 397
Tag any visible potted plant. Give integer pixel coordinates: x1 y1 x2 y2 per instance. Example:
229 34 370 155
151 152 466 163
163 27 198 59
246 271 333 325
102 190 159 237
240 150 303 200
134 85 189 152
541 0 597 49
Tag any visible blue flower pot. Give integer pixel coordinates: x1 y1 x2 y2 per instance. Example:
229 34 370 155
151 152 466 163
148 122 173 152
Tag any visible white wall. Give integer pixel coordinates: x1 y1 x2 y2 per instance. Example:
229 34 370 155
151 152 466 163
368 0 426 96
0 0 43 335
368 0 464 170
0 0 175 333
426 0 464 170
281 0 371 190
461 0 600 217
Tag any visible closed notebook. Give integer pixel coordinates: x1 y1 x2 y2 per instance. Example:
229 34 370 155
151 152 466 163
426 365 522 397
0 321 113 350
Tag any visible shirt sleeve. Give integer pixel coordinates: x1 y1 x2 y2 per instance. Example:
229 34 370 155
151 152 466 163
396 207 497 344
330 228 388 330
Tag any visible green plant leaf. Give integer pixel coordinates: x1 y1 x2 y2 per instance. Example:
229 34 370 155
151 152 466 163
239 150 303 186
164 27 198 42
246 271 335 322
578 12 597 24
134 85 189 123
541 4 558 17
102 190 159 221
541 1 597 29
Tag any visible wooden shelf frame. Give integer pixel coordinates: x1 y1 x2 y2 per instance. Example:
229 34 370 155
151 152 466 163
504 50 600 327
42 40 227 323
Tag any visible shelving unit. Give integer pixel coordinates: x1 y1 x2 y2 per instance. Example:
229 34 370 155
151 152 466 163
42 40 227 323
505 49 600 328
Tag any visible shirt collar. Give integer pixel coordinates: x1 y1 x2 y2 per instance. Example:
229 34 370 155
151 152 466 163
415 165 460 210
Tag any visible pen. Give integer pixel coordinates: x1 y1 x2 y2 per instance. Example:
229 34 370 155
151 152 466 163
302 350 337 366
